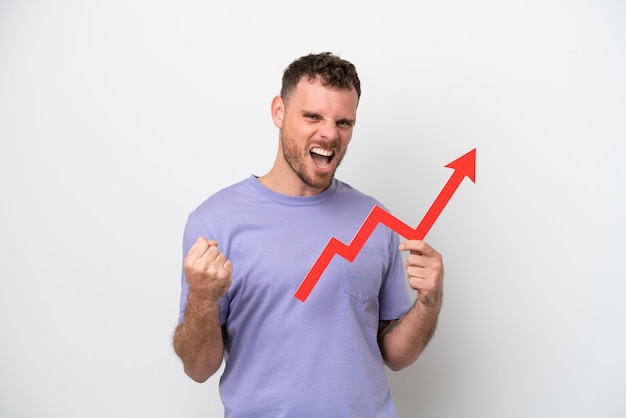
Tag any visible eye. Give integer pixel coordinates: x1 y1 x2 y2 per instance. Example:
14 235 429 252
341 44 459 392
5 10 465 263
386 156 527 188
303 112 321 120
337 119 354 128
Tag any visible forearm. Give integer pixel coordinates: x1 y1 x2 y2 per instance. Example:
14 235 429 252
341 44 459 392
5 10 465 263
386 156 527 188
173 294 225 383
379 299 441 371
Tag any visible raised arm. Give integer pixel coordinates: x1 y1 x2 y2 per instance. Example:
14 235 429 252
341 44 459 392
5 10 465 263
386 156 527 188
378 240 443 371
173 237 232 382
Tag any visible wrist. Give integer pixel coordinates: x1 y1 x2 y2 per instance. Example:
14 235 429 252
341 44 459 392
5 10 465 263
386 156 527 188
415 294 442 311
187 290 222 314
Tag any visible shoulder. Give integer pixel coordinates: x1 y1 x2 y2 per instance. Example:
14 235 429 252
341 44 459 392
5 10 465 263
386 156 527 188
192 177 254 215
183 177 257 242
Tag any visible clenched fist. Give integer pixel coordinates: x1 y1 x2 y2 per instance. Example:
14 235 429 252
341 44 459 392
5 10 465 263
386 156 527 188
184 237 233 302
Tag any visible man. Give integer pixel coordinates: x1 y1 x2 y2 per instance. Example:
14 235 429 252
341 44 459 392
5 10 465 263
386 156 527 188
174 52 443 417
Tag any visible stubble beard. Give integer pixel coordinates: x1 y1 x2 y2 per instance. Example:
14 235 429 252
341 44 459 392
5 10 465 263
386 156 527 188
279 128 346 191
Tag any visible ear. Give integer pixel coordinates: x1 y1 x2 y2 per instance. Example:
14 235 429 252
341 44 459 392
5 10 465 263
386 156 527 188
271 95 285 128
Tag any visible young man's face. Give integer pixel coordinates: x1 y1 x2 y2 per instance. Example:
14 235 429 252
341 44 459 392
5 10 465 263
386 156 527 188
272 78 359 195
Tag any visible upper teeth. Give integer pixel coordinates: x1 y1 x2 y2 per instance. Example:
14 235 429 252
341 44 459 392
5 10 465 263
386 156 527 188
311 147 333 156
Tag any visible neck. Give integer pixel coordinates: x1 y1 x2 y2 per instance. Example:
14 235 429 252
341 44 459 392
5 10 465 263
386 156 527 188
257 168 328 197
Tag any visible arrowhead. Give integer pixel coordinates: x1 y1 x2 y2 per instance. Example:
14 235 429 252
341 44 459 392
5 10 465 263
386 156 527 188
445 148 476 183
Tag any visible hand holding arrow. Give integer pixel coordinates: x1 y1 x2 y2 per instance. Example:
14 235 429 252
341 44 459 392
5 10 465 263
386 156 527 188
294 148 476 302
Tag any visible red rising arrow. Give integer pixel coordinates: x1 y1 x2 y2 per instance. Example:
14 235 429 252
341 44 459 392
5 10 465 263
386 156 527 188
294 148 476 302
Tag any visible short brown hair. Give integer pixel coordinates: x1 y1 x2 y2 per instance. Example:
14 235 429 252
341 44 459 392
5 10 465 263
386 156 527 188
280 52 361 102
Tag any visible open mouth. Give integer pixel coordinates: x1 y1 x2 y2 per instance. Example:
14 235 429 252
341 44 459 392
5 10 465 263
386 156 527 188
310 147 334 169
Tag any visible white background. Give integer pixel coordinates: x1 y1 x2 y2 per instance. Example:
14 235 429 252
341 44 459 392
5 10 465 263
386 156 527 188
1 1 624 417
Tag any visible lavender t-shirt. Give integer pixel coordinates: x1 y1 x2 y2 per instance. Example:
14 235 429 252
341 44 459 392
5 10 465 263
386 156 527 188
178 175 413 418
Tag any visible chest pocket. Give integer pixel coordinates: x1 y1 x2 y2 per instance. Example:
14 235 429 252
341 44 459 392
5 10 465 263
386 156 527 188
343 245 386 303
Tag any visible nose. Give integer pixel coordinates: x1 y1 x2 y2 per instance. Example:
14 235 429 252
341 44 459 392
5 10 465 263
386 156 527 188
318 120 339 141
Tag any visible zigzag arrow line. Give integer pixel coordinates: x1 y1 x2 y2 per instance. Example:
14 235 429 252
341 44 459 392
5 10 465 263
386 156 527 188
294 148 476 302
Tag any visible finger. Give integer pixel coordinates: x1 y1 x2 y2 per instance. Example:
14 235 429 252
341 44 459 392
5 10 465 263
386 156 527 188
406 253 439 270
408 275 435 294
197 236 219 250
408 267 440 286
215 261 233 282
210 250 229 267
409 276 425 289
399 240 435 256
406 265 427 278
187 237 219 259
223 259 233 275
407 262 444 287
203 238 219 247
202 245 227 266
207 253 233 282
